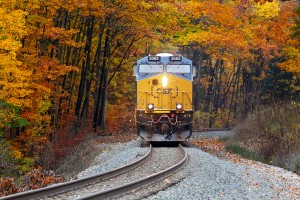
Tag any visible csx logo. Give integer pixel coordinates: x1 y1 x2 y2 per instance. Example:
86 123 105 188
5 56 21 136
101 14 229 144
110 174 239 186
157 88 172 94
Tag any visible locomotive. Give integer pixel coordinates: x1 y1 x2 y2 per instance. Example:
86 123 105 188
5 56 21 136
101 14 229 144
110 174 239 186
134 53 195 141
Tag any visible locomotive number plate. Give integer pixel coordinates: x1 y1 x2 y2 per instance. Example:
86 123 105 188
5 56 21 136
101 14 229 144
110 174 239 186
169 56 182 61
148 56 161 61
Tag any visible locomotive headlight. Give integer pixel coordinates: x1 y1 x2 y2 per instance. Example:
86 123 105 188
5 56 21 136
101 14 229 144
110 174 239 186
162 76 168 87
147 103 154 110
176 103 183 110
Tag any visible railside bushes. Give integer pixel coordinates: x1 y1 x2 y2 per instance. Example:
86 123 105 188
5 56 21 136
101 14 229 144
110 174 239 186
193 109 235 129
225 143 264 163
0 168 63 197
0 136 18 177
231 103 300 174
193 111 210 129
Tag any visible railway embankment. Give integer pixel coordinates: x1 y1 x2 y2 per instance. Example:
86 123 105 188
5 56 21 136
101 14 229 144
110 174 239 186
74 132 300 199
179 130 300 199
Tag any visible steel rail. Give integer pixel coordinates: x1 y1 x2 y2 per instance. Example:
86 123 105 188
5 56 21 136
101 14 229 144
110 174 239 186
79 144 188 200
0 144 152 200
193 128 231 132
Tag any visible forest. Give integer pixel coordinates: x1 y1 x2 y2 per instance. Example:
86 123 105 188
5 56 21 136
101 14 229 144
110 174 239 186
0 0 300 186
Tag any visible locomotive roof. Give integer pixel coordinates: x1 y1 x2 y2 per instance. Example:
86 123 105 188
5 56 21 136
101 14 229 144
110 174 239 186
156 53 173 56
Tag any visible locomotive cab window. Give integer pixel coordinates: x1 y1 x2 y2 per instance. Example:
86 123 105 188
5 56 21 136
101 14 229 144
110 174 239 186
139 64 163 73
166 64 191 74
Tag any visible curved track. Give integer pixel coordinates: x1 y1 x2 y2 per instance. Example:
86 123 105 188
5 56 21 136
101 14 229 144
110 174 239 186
0 144 153 200
79 144 187 199
1 144 188 200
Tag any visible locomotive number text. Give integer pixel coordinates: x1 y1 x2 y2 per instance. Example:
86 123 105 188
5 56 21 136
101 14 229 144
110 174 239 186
148 56 161 61
169 56 182 61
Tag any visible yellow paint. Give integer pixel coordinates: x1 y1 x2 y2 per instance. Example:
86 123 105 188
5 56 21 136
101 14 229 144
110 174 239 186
145 110 171 114
137 74 193 111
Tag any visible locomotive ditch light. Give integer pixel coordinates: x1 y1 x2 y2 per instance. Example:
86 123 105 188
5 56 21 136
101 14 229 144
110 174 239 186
147 103 154 111
176 103 183 110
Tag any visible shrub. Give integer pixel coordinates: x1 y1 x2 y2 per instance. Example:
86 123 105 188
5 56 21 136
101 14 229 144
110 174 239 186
0 177 19 197
232 103 300 174
17 157 35 174
0 168 64 197
0 135 18 177
21 168 63 191
193 111 210 129
272 153 300 174
105 102 135 134
193 109 236 129
212 109 235 128
225 144 264 162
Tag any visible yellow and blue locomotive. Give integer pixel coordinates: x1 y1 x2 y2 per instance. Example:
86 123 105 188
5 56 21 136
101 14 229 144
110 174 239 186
135 53 194 141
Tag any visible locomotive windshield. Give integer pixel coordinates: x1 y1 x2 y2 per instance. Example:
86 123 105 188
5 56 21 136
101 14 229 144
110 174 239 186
166 64 191 73
139 64 163 73
136 54 193 81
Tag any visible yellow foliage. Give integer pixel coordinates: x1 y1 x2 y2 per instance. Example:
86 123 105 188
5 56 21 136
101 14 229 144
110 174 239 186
213 109 235 128
253 0 280 19
0 2 51 165
281 46 300 60
193 111 210 128
277 59 300 75
0 7 32 107
37 96 52 115
277 46 300 75
0 8 27 41
11 148 23 159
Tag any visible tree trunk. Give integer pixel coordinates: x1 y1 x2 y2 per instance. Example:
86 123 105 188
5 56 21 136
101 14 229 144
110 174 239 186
192 48 204 111
97 19 111 129
80 16 95 123
92 21 105 130
233 61 241 118
74 17 88 118
209 59 220 128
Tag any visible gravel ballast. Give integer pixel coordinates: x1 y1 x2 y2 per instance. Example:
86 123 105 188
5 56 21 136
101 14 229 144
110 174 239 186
75 132 300 199
145 147 300 199
77 139 148 179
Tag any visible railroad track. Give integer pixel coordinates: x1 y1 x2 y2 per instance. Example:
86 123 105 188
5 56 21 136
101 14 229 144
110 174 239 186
1 144 188 200
193 128 231 132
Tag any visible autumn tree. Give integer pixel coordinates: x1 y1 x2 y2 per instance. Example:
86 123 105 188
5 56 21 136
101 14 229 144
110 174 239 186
0 1 35 169
177 0 299 127
0 0 79 171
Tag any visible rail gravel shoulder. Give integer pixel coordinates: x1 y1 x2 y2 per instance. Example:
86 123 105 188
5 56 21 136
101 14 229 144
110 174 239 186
79 144 188 200
0 144 152 200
